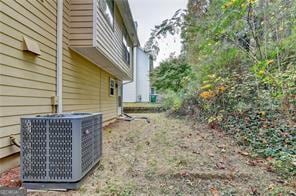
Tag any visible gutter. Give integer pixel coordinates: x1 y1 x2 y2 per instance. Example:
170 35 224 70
56 0 63 113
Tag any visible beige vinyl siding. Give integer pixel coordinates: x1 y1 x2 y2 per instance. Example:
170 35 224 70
63 0 117 122
0 0 57 159
0 153 20 174
69 0 133 79
95 3 132 75
69 0 93 47
100 71 117 121
0 0 120 172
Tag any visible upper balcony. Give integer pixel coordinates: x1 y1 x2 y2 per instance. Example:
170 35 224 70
69 0 139 80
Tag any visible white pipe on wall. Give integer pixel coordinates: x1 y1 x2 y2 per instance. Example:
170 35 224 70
56 0 63 113
133 47 137 100
123 47 137 85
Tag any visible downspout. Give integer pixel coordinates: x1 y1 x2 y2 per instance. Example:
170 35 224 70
123 47 137 85
122 47 137 103
56 0 63 113
123 22 137 86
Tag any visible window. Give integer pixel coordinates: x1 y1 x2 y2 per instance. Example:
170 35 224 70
123 32 131 66
110 78 115 96
99 0 114 27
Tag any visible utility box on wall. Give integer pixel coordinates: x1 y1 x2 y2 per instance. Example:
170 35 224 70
20 113 102 190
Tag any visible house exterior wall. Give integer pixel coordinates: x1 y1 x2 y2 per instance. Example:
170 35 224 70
123 48 150 102
69 0 93 47
0 0 130 172
122 47 137 102
0 0 58 163
64 0 118 122
69 0 133 80
123 80 137 102
95 1 133 75
136 48 150 102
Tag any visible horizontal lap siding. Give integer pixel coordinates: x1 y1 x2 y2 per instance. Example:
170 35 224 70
95 4 131 76
0 0 120 171
0 0 57 159
64 0 117 121
100 71 117 121
69 0 93 47
69 0 132 79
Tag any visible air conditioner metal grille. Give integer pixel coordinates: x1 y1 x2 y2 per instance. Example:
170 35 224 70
93 115 102 160
48 119 73 180
22 119 47 180
81 118 94 173
21 113 102 188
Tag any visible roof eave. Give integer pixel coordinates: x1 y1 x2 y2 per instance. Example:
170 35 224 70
116 0 140 47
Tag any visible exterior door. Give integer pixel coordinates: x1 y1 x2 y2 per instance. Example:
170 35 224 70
118 82 122 115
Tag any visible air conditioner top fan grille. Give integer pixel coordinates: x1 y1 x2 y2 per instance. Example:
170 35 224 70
35 113 96 119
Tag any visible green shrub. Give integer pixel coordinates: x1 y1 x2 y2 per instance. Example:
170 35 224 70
161 91 183 112
147 0 296 177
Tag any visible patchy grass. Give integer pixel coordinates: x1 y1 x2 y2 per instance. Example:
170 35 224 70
29 113 295 195
80 113 295 195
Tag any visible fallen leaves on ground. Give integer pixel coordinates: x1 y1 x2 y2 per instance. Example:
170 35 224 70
0 167 21 188
210 187 220 196
238 151 249 156
1 113 293 195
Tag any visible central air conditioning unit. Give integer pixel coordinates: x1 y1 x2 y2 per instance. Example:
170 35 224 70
20 113 103 190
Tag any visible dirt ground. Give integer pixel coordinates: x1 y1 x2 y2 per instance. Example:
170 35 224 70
17 113 296 195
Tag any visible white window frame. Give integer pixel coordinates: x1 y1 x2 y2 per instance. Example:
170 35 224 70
123 34 131 66
99 0 114 29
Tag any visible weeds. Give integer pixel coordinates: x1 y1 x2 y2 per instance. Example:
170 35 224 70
76 114 294 195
